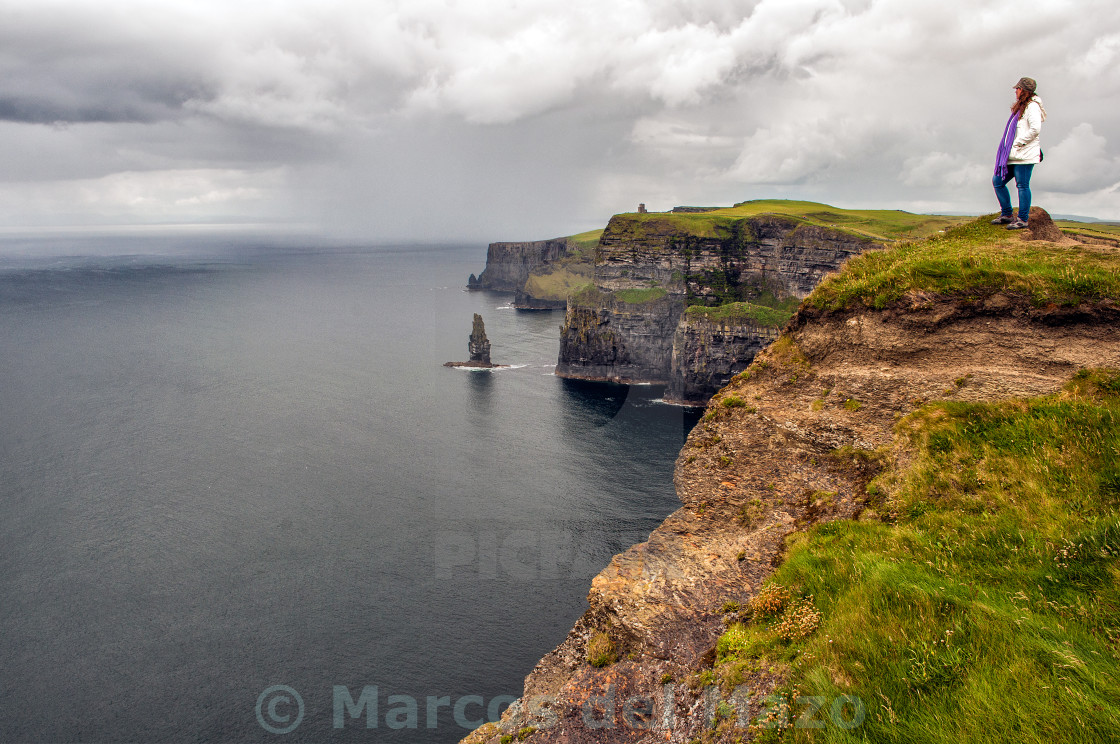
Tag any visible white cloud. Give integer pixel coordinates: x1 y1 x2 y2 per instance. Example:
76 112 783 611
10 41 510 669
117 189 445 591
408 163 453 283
1036 182 1120 220
725 116 898 185
401 16 596 123
902 152 988 189
1072 33 1120 82
1041 122 1120 193
630 118 739 150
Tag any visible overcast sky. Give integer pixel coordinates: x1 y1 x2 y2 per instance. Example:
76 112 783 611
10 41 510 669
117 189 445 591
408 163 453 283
2 0 1119 241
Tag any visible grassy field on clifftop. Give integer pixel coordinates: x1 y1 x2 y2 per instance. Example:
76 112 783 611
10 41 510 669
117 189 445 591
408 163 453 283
616 200 972 243
808 216 1120 311
685 300 796 329
716 370 1120 743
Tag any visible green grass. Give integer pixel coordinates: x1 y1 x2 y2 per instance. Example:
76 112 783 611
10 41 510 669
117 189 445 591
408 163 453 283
724 200 973 242
614 287 668 304
685 301 793 329
569 284 603 306
713 368 1120 742
1054 221 1120 240
567 228 604 251
521 265 593 301
808 216 1120 311
610 212 741 241
621 200 972 243
571 285 668 306
587 630 617 668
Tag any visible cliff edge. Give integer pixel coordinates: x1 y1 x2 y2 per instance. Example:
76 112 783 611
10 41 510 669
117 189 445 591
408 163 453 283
464 214 1120 743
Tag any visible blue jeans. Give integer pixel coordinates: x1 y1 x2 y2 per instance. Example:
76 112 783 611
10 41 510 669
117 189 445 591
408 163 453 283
993 164 1034 221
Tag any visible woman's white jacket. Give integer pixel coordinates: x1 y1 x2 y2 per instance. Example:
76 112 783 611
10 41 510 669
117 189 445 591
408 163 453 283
1008 96 1047 164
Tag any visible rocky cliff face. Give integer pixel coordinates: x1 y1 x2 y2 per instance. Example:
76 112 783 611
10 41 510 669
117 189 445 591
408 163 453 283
470 212 876 401
469 239 573 292
593 214 874 300
666 315 780 406
464 289 1120 744
557 290 683 384
557 214 877 401
513 290 568 310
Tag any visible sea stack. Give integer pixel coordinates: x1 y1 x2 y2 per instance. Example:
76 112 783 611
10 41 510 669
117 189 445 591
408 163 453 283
468 313 491 365
444 314 507 368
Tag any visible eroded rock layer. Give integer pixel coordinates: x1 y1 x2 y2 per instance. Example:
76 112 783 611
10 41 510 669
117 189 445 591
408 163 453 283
556 291 683 384
666 315 781 406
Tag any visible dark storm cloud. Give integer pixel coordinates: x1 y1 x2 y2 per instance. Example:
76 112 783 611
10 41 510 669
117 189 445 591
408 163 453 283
0 7 217 124
0 86 204 125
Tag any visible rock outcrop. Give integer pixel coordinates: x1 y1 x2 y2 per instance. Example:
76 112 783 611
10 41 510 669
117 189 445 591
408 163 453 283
470 208 876 400
464 287 1120 744
1023 205 1064 241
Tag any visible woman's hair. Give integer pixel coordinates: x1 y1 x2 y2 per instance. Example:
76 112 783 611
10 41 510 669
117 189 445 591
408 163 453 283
1011 86 1034 117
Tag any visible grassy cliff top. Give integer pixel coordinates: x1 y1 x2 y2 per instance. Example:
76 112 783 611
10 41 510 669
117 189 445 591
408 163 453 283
581 202 1120 249
806 216 1120 311
567 228 604 250
612 200 974 243
1055 220 1120 239
685 300 794 329
715 369 1120 742
724 199 973 241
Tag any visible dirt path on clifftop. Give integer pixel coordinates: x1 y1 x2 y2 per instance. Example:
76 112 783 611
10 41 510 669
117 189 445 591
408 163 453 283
464 293 1120 744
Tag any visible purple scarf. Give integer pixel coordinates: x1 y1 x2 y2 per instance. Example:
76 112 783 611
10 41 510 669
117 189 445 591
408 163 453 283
994 111 1019 180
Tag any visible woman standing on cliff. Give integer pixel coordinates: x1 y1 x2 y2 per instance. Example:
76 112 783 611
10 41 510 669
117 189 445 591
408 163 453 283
993 77 1046 230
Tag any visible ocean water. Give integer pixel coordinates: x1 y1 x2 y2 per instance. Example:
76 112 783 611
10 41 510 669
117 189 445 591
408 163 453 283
0 235 700 743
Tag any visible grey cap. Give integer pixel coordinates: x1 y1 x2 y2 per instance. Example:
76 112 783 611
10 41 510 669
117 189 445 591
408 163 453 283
1016 77 1037 94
